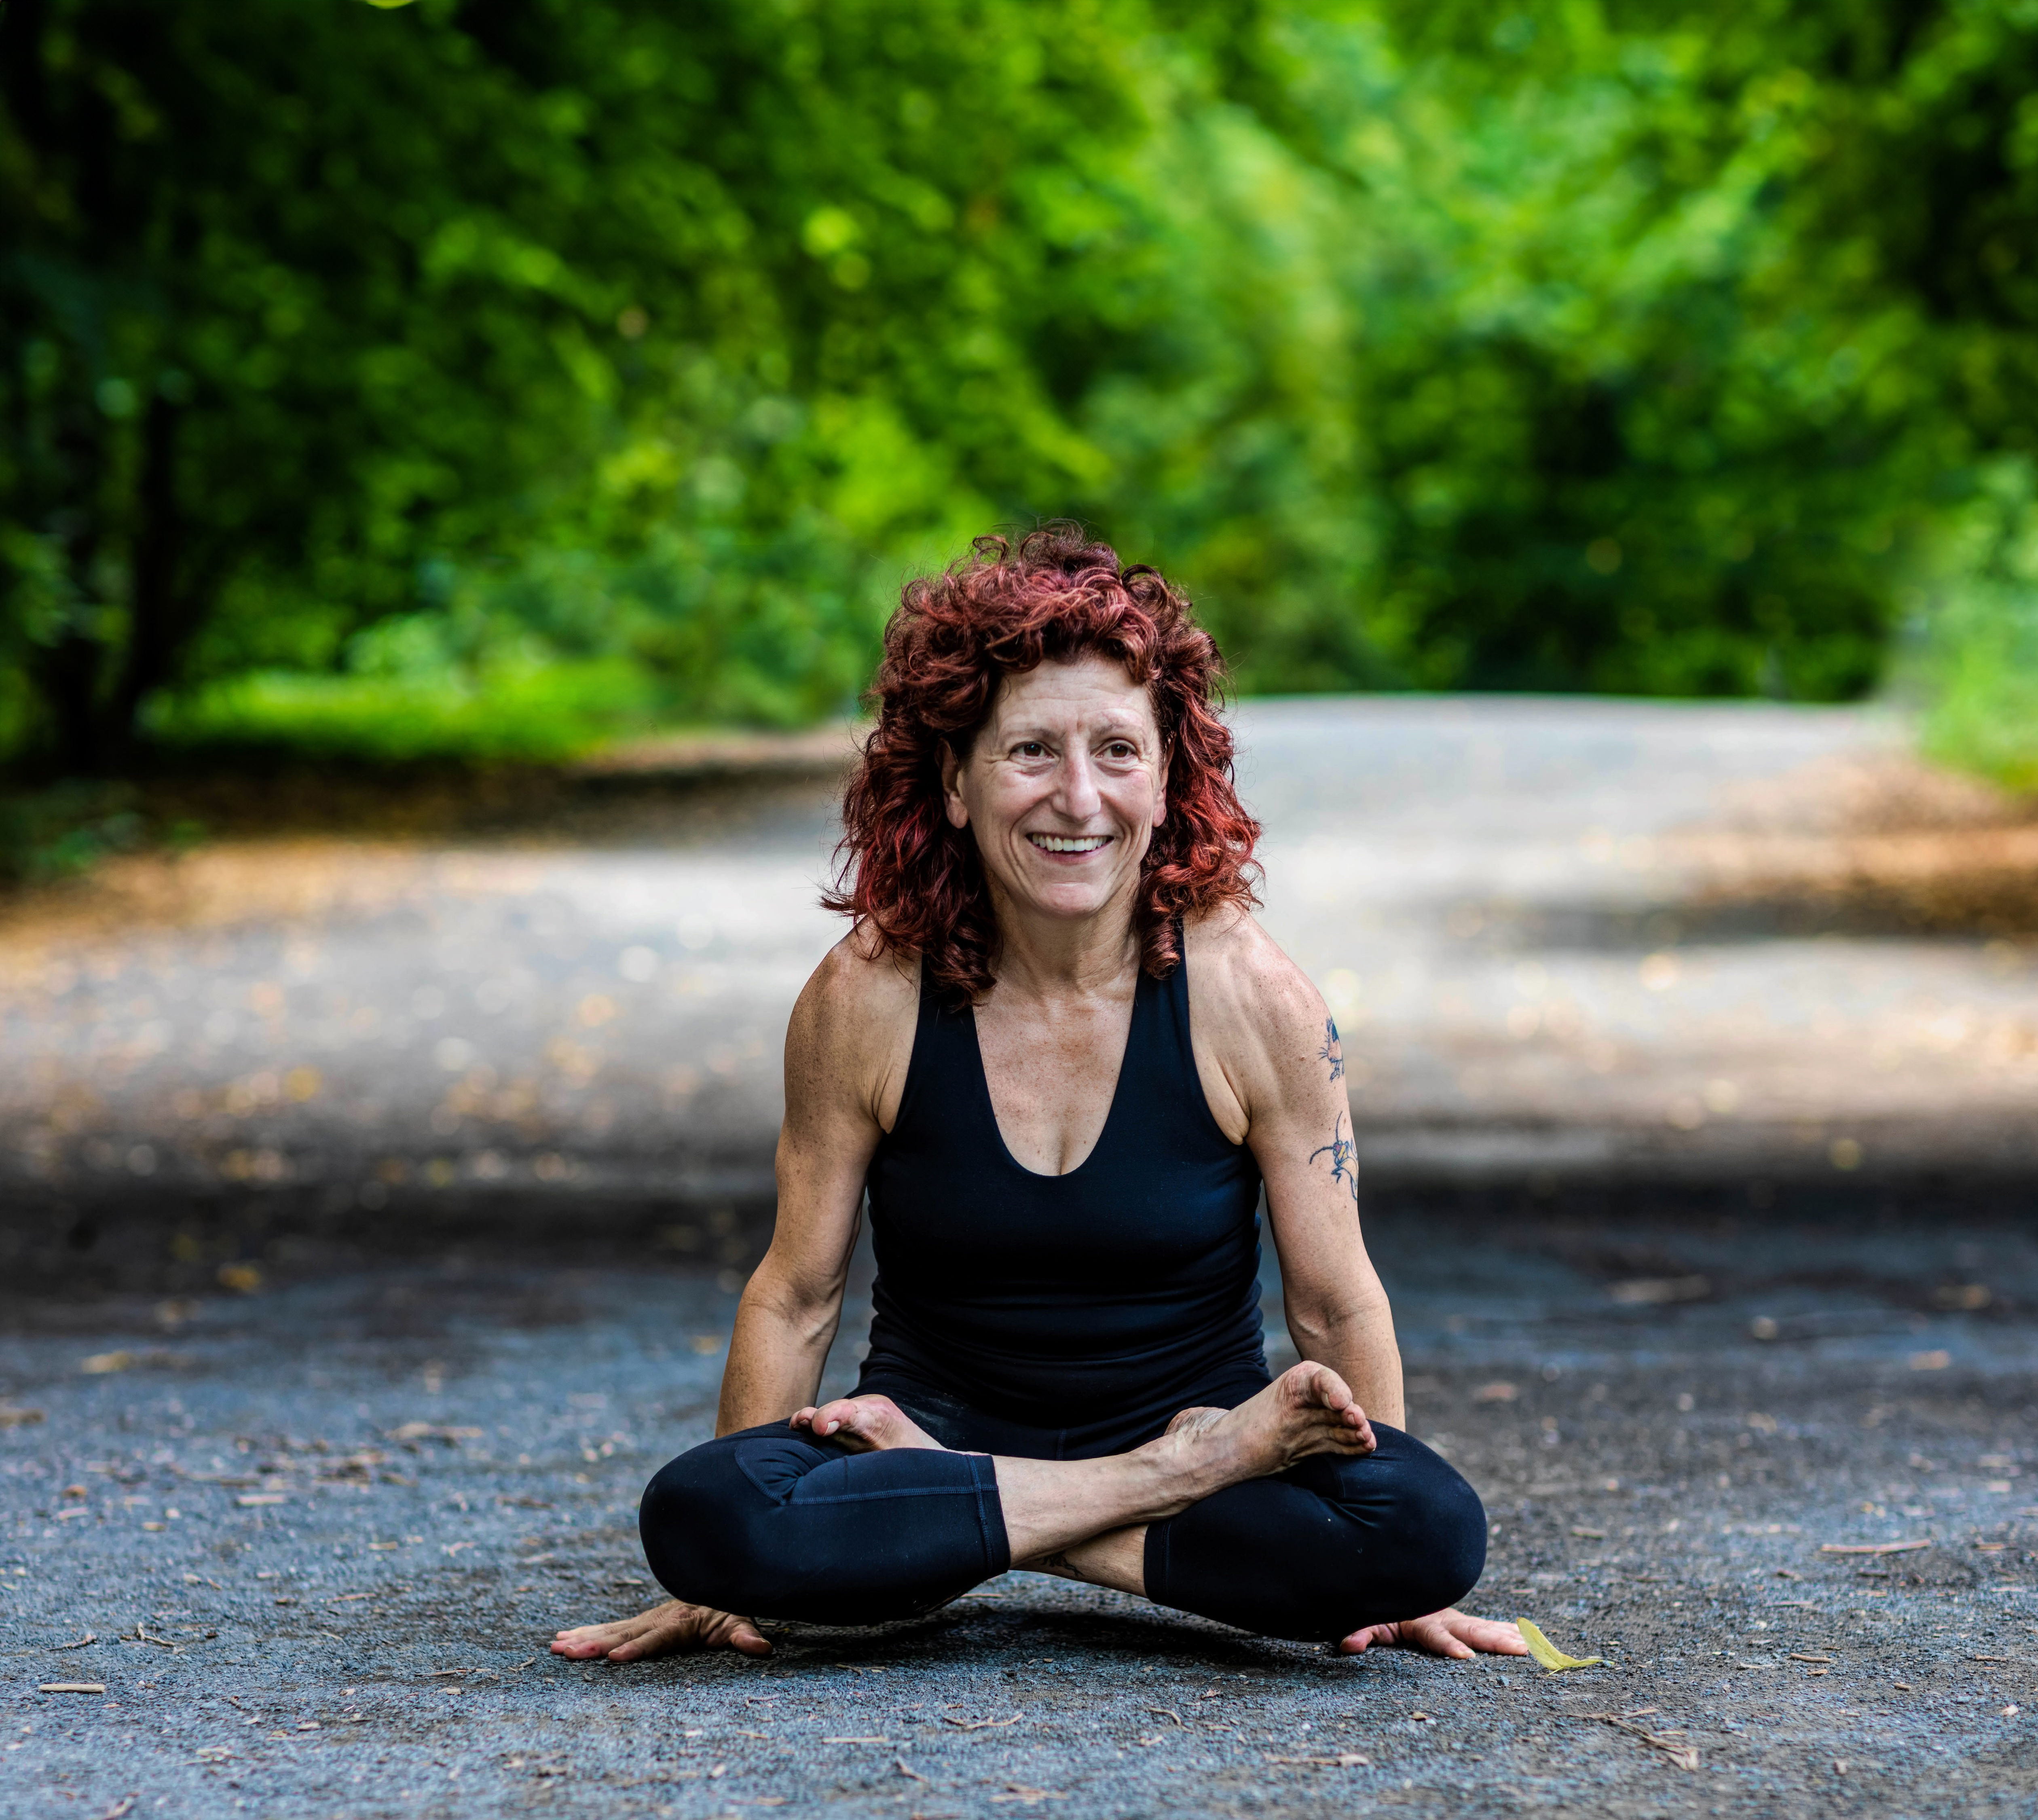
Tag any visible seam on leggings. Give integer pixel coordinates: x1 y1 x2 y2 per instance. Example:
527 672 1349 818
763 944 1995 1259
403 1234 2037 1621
966 1451 1007 1575
787 1484 1004 1507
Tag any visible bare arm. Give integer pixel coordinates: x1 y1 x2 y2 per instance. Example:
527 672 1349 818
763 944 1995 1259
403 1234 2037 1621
1187 915 1404 1428
715 936 917 1435
553 935 914 1662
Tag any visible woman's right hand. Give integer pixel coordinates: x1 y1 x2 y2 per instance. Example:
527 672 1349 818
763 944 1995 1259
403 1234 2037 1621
551 1598 771 1660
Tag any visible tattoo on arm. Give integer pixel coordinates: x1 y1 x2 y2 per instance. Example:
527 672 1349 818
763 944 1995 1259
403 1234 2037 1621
1319 1017 1345 1082
1308 1112 1359 1208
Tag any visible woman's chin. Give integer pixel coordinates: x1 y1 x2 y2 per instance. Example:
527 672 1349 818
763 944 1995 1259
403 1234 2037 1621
1008 878 1125 922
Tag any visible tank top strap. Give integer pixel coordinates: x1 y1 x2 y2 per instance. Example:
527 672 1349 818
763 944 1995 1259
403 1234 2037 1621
1153 916 1198 1076
888 953 993 1149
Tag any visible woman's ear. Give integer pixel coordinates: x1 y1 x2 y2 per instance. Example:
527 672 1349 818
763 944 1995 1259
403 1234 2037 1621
939 739 970 830
1153 740 1172 828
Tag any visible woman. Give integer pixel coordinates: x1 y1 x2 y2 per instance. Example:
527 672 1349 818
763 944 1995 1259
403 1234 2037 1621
555 525 1522 1663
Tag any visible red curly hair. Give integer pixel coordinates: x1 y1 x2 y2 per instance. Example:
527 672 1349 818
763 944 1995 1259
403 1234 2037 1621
825 522 1262 1003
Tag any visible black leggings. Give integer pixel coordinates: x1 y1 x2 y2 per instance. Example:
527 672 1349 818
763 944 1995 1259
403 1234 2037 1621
638 1370 1486 1644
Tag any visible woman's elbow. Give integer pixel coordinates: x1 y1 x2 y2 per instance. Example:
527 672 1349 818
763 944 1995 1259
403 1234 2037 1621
739 1257 846 1347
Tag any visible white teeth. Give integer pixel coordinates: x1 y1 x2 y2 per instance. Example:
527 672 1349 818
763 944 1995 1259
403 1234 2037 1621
1030 835 1110 853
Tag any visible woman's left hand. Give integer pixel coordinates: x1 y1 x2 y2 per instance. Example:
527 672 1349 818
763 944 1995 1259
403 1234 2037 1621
1336 1608 1527 1659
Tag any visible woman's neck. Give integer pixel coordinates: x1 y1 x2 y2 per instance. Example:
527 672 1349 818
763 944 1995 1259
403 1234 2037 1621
982 880 1143 1002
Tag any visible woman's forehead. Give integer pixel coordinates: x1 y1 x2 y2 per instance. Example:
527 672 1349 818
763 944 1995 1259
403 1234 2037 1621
987 656 1156 730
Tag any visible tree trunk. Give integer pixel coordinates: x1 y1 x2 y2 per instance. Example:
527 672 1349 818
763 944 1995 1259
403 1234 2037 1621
107 392 186 766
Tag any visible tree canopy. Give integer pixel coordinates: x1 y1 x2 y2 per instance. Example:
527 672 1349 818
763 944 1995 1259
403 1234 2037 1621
4 0 2036 778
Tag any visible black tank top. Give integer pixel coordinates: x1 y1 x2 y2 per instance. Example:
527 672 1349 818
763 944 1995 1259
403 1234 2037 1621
861 943 1268 1429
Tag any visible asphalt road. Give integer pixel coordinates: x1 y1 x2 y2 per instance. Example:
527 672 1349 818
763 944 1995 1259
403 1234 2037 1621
4 696 2037 1818
4 1198 2036 1819
2 697 2036 1242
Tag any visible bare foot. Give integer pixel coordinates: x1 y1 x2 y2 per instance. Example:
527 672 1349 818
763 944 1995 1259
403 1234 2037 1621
551 1598 770 1661
788 1393 947 1454
1163 1405 1228 1438
1161 1362 1374 1488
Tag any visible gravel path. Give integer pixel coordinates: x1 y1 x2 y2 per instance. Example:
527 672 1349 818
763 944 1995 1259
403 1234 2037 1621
6 1200 2036 1818
4 698 2034 1227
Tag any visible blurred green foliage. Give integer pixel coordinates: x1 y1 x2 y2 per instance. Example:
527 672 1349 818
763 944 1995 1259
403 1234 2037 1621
4 0 2038 779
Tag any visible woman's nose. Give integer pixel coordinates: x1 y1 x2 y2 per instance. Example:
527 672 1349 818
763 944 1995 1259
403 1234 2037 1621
1055 750 1103 817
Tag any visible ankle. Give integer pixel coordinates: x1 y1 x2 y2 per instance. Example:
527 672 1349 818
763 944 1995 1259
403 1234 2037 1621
1136 1426 1230 1511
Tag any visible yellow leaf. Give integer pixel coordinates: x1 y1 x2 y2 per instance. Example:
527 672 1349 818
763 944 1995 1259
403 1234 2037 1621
1517 1618 1603 1673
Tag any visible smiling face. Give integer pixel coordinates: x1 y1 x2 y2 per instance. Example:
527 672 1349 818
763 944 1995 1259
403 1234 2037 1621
941 654 1168 931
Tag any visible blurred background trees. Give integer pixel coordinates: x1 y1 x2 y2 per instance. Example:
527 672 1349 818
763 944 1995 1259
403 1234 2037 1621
3 0 2036 781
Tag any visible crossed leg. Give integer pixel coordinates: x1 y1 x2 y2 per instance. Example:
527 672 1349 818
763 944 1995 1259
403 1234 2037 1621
553 1361 1373 1661
783 1392 1255 1595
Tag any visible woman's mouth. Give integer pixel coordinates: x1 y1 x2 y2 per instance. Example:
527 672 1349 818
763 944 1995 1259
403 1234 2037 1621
1027 834 1112 855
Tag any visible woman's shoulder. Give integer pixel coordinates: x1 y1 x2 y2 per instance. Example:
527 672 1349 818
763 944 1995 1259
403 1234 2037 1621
797 926 921 1036
785 928 922 1130
1181 906 1327 1048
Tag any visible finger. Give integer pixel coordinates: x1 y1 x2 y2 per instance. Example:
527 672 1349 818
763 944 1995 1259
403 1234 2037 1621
726 1619 774 1655
1455 1619 1528 1655
1336 1624 1390 1654
551 1632 626 1658
605 1631 662 1662
1386 1617 1465 1659
789 1407 818 1430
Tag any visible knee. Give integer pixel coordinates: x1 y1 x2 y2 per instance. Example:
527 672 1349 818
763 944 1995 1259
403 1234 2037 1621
1375 1434 1486 1616
637 1428 800 1608
636 1446 726 1603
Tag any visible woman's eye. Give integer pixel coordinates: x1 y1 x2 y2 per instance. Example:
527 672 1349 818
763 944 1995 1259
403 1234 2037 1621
1015 742 1047 758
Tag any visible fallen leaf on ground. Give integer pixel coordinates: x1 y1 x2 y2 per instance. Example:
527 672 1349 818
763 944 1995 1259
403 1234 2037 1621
1144 1706 1185 1726
1518 1619 1604 1672
1819 1540 1930 1555
941 1713 1023 1730
40 1682 106 1694
53 1634 96 1650
95 1799 136 1820
894 1760 926 1782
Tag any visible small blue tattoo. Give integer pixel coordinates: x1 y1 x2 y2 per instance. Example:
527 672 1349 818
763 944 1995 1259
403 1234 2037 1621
1309 1112 1359 1207
1320 1017 1345 1082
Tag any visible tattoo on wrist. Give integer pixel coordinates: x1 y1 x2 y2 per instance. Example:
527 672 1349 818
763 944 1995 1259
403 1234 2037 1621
1308 1112 1359 1208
